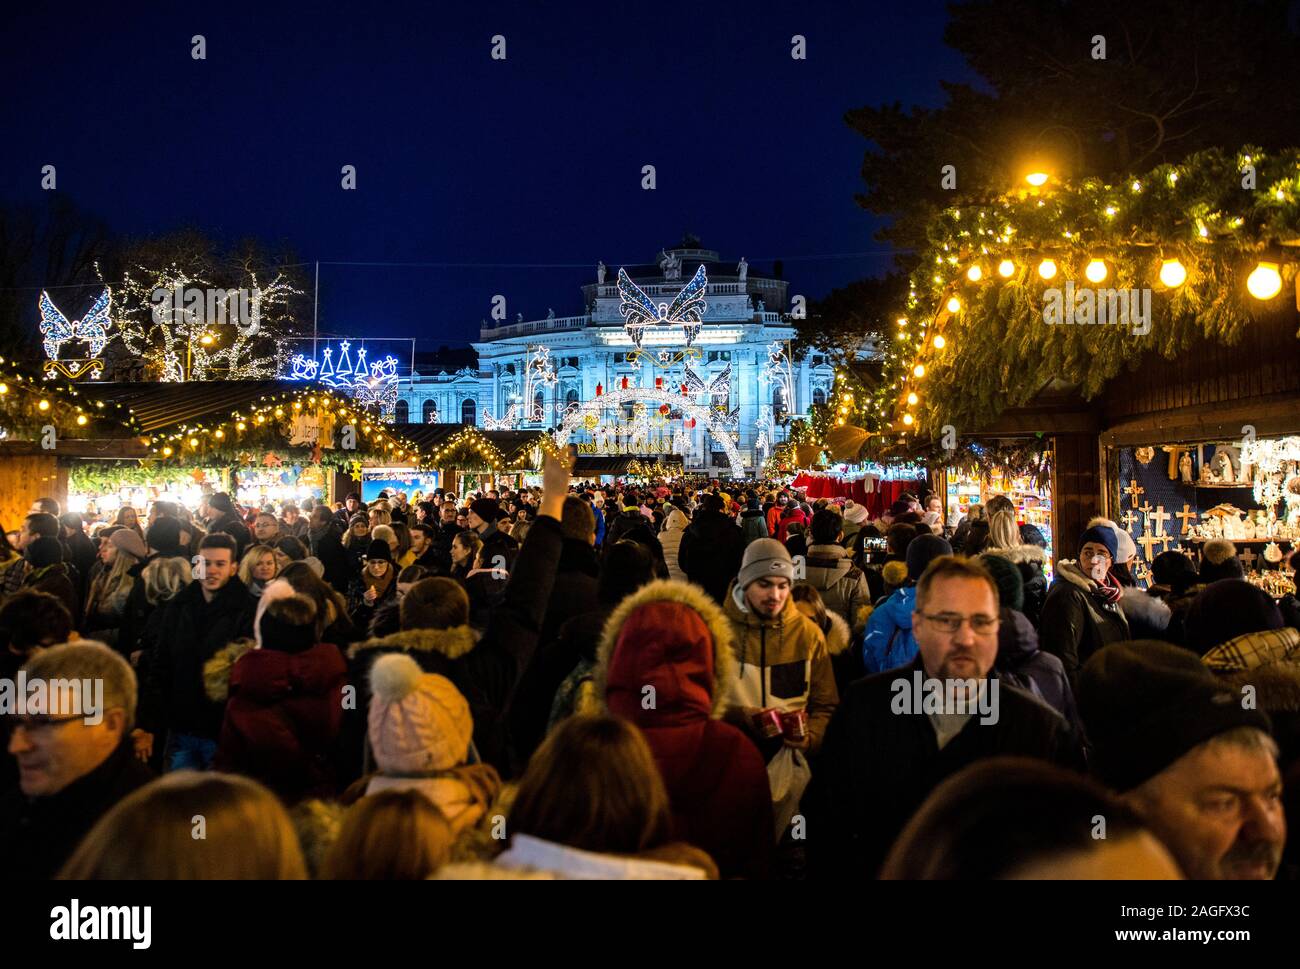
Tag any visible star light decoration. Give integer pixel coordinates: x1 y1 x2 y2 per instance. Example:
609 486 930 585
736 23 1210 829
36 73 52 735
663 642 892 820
289 341 400 420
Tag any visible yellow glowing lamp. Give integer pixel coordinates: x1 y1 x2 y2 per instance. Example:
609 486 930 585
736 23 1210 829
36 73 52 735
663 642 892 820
997 260 1015 278
162 446 173 457
906 392 919 406
902 413 914 426
236 421 246 431
1037 259 1058 280
199 333 214 346
946 296 962 313
913 363 926 378
966 265 983 282
933 335 946 349
1085 259 1108 283
1159 259 1187 288
188 437 199 447
1025 172 1049 187
0 383 7 395
1246 261 1282 300
76 414 88 426
274 408 285 418
38 399 50 411
215 429 225 439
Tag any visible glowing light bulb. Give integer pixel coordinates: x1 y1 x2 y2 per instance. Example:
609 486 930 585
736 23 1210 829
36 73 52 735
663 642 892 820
997 260 1015 278
913 363 926 378
236 421 246 431
903 413 914 426
215 429 225 439
1159 259 1186 288
38 399 50 411
1038 259 1058 280
946 297 962 313
162 446 173 457
906 392 918 406
966 265 982 282
1247 261 1282 300
1025 172 1048 187
76 414 87 426
933 335 946 349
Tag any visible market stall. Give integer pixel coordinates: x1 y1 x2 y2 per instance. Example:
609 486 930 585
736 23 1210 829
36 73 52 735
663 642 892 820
393 424 558 497
0 366 421 522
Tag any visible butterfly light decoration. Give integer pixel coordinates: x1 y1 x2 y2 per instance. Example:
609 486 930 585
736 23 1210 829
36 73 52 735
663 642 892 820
617 264 708 348
39 289 113 360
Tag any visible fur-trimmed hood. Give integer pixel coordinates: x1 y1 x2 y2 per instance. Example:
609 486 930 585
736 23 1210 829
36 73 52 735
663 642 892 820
982 544 1047 568
822 608 851 657
1119 585 1172 631
593 579 735 721
204 639 255 702
347 624 480 662
1052 559 1100 593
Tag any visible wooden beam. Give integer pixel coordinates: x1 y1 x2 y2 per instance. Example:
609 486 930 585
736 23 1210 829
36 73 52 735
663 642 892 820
1100 391 1300 446
0 439 149 459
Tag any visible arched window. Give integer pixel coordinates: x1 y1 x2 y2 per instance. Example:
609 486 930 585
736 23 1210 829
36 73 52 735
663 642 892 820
461 398 477 425
423 399 437 424
565 387 579 407
772 385 787 415
812 387 826 407
533 390 544 420
394 399 409 422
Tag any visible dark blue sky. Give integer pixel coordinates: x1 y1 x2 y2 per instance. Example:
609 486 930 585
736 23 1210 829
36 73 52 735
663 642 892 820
2 0 972 353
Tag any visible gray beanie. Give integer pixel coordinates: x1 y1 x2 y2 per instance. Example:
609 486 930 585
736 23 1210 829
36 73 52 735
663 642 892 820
738 538 795 589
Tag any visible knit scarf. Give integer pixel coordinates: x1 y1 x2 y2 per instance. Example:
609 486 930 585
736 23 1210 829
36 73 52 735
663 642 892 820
363 565 395 600
1091 568 1124 606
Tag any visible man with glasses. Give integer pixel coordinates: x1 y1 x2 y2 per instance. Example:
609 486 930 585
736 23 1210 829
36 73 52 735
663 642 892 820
810 555 1074 878
1039 525 1131 689
0 642 153 879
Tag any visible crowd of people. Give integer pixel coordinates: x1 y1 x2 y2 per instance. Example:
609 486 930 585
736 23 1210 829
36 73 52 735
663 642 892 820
2 459 1297 880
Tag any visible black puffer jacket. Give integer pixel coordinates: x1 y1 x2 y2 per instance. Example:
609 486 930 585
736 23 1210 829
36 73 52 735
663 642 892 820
678 509 745 606
1038 562 1130 689
143 576 256 739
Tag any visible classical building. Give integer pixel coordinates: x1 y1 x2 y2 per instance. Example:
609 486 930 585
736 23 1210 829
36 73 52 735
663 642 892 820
395 240 840 474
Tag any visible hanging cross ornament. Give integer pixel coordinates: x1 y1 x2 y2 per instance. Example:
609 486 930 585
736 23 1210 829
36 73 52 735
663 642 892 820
1136 500 1154 527
1137 531 1162 561
1240 546 1258 571
1149 505 1171 536
1123 479 1146 505
1120 509 1139 531
1176 504 1197 535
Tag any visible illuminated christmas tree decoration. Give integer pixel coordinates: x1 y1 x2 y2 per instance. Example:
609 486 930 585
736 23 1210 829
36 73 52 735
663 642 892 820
965 265 982 282
1085 259 1108 283
997 260 1015 277
1038 259 1058 280
288 340 399 419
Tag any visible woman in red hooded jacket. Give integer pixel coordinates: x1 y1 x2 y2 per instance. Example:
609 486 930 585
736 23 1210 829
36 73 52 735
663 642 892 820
204 592 348 803
593 579 774 879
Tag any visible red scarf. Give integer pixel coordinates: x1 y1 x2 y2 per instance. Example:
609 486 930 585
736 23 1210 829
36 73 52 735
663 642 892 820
1093 568 1124 606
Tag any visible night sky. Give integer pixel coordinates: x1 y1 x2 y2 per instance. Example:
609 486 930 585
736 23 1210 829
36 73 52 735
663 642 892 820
1 1 973 357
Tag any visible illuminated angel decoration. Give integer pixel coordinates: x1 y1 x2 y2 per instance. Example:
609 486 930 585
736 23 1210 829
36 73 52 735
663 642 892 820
617 264 709 348
40 288 113 360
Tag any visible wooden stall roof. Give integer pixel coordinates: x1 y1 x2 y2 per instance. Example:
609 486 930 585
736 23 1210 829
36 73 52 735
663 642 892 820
88 380 326 434
391 424 553 469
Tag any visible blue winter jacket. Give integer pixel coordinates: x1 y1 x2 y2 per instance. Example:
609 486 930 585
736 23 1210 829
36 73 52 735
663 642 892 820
592 505 606 546
861 586 918 674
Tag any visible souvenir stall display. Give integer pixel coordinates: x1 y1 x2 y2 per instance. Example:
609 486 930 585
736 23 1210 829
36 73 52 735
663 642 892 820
943 467 1055 581
1113 436 1298 593
234 464 328 508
